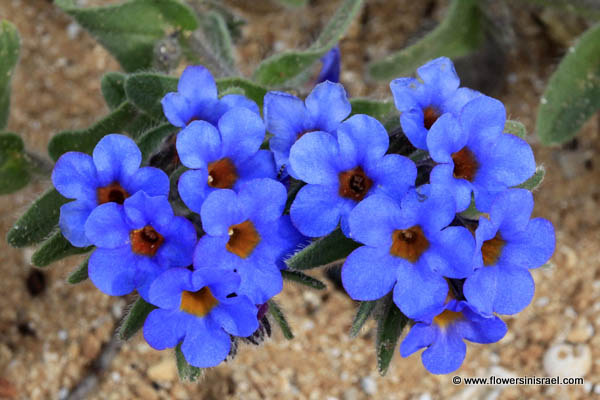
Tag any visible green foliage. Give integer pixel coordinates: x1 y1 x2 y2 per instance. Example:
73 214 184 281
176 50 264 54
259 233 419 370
191 11 236 74
101 72 128 109
6 189 68 248
537 23 600 145
55 0 198 72
67 256 90 284
350 98 397 121
252 0 364 87
285 228 360 271
175 344 204 381
504 119 527 138
350 300 377 338
375 296 408 376
515 165 545 191
0 21 20 129
137 123 179 163
31 232 92 267
119 297 157 340
281 269 326 290
368 0 484 80
276 0 308 7
268 299 294 339
0 133 29 194
216 77 268 108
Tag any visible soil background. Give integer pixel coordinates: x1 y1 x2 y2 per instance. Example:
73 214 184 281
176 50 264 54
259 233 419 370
1 0 599 399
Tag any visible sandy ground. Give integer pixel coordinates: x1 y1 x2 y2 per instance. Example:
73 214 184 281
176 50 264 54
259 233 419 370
1 0 599 399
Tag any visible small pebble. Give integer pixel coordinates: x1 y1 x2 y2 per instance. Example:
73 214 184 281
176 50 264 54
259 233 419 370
360 377 377 396
543 343 592 377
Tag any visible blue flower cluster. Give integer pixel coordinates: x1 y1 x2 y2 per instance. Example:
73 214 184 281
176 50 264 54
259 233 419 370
52 59 554 374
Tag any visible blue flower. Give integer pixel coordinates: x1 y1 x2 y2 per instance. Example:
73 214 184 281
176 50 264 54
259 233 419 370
390 57 480 150
288 114 417 237
84 191 197 300
161 65 259 128
264 81 351 176
463 189 555 315
52 134 169 247
316 46 341 84
176 108 276 214
400 298 507 374
427 96 536 212
143 267 258 368
194 178 303 304
341 187 475 321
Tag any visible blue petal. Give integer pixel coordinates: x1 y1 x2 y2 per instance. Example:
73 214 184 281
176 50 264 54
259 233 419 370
426 226 475 279
192 267 240 299
493 266 535 315
161 92 192 128
368 154 416 200
178 168 210 214
414 185 457 233
400 109 428 150
59 200 95 247
88 246 137 296
416 57 460 98
348 194 400 247
393 260 448 322
181 317 231 368
200 189 245 236
52 152 98 201
421 325 466 374
237 178 286 223
148 268 194 309
400 323 437 357
429 165 473 213
426 114 466 163
236 150 277 183
220 94 260 115
218 107 265 161
342 246 398 301
92 134 142 187
124 166 170 197
288 131 340 185
305 81 351 132
143 309 189 350
236 262 283 304
178 65 217 102
210 296 258 337
84 203 130 248
390 77 426 111
475 134 535 189
316 46 341 83
337 114 389 168
176 120 222 169
501 218 555 269
442 87 481 114
462 266 498 315
461 96 505 148
290 184 343 237
123 191 174 231
156 216 197 267
460 306 508 343
490 189 533 236
194 235 238 271
264 91 307 139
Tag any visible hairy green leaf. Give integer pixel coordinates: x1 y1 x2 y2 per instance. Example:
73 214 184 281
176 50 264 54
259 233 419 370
175 343 204 381
124 73 178 118
137 123 178 163
376 296 408 376
537 23 600 145
119 297 157 340
196 11 235 72
253 0 364 87
368 0 484 80
504 119 527 138
281 269 326 290
515 165 545 191
350 98 397 121
101 72 128 109
0 133 29 194
55 0 198 72
31 232 93 267
6 189 68 247
217 77 268 108
286 228 360 270
268 299 294 339
276 0 308 7
67 256 90 284
350 300 377 338
0 21 20 129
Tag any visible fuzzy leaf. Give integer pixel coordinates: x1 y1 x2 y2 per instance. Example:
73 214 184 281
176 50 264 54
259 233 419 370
67 256 89 284
276 0 308 7
31 232 93 267
124 73 178 118
368 0 484 80
0 132 29 194
350 300 377 338
198 11 235 71
375 296 408 376
175 343 204 381
55 0 198 72
537 23 600 145
6 189 68 247
119 297 157 340
504 119 527 138
252 0 364 87
515 165 545 191
281 269 326 290
268 299 294 339
48 102 138 161
285 228 360 270
101 72 128 109
0 21 20 129
137 123 178 163
350 98 396 121
216 77 268 108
